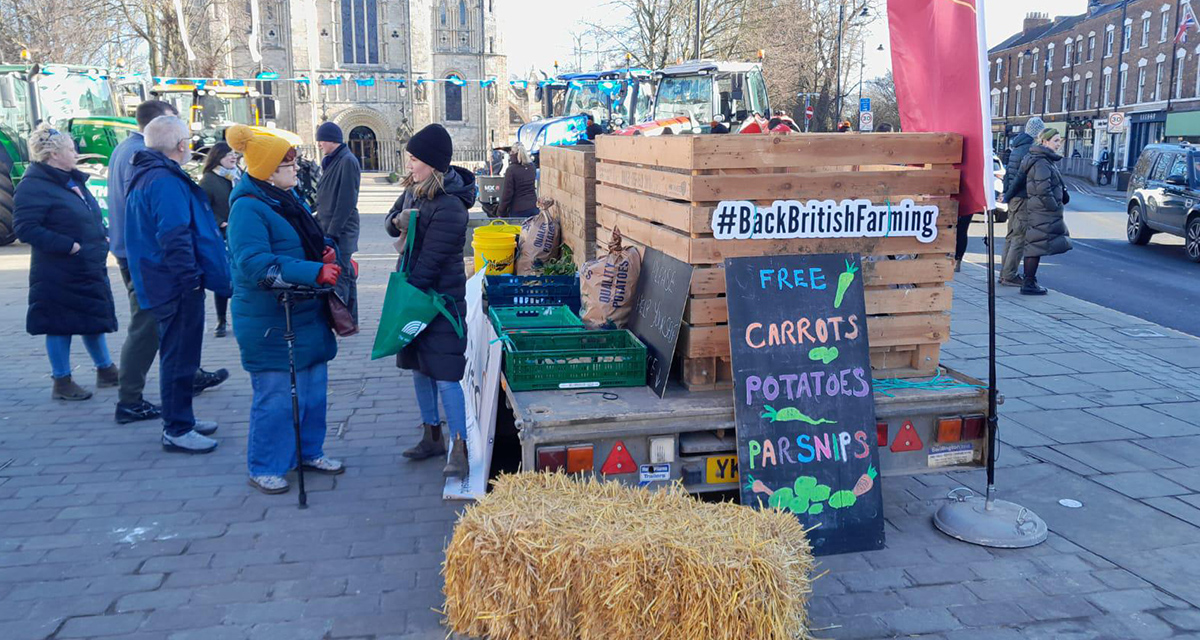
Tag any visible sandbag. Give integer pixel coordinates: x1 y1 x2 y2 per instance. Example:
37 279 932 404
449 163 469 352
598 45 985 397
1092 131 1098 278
516 198 562 275
579 226 641 330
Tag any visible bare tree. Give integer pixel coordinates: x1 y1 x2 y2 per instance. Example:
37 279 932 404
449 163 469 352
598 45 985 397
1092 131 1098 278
0 0 139 66
864 70 899 131
100 0 236 77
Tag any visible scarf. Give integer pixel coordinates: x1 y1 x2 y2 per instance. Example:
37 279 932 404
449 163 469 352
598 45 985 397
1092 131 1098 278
250 176 325 262
321 144 347 171
216 166 242 183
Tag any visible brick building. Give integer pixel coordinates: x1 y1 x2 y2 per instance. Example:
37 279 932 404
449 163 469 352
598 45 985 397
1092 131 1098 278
989 0 1200 176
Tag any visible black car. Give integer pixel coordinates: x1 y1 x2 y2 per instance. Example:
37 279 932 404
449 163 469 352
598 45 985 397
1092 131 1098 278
1126 143 1200 262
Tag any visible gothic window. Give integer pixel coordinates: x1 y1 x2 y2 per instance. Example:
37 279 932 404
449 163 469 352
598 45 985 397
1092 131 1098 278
341 0 379 64
440 2 447 25
459 0 466 25
445 76 463 121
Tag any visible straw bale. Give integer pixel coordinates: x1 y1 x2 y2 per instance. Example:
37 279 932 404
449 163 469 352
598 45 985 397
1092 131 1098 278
443 472 814 640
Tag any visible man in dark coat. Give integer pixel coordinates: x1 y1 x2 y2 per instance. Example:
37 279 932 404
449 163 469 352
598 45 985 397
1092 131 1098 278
999 116 1044 286
109 101 228 426
314 121 362 323
125 115 233 454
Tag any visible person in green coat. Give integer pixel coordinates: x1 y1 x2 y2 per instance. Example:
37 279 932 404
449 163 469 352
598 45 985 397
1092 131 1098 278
225 125 345 495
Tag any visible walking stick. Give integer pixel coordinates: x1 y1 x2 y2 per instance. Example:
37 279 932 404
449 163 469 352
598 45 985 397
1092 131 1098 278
280 289 308 509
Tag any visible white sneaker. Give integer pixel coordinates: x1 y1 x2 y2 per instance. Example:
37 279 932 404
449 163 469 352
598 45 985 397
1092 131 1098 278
193 420 218 436
248 475 289 494
162 430 218 454
302 457 345 475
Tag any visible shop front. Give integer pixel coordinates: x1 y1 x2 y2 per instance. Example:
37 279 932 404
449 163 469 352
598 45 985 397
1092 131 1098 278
1165 110 1200 144
1127 110 1167 170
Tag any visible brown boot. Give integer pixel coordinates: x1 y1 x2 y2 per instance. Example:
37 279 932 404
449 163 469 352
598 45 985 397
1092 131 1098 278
403 423 447 460
443 437 469 479
96 365 119 388
52 376 93 401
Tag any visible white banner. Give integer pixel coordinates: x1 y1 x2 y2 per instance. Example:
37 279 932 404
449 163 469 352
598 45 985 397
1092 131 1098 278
444 271 503 501
711 199 940 243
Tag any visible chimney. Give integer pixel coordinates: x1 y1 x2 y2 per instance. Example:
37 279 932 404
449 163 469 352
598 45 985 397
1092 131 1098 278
1024 12 1051 33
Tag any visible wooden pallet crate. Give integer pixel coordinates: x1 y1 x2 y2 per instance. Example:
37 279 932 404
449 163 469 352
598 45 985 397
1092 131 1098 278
539 145 597 262
594 133 964 387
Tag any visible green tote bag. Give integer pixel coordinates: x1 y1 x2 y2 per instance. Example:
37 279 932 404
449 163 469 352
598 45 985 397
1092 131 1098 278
371 210 464 360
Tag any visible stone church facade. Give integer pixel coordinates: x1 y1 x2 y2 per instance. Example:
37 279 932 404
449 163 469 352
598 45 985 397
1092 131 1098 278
217 0 511 171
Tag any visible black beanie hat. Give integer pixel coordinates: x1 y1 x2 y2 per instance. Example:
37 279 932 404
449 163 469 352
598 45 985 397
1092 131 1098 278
406 124 453 173
316 121 343 144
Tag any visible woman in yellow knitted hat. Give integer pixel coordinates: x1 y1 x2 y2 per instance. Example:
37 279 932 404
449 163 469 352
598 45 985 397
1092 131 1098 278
224 125 346 494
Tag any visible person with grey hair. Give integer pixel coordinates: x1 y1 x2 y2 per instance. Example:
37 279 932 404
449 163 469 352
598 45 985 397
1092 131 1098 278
497 141 538 218
108 100 230 426
124 115 233 454
998 116 1046 285
13 125 119 400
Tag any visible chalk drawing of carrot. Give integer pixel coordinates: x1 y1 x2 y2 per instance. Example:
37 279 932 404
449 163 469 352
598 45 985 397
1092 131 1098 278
853 465 877 497
762 405 836 426
833 259 859 309
744 475 774 496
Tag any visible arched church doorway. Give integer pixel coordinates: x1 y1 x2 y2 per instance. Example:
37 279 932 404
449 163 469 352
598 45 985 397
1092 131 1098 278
348 126 379 171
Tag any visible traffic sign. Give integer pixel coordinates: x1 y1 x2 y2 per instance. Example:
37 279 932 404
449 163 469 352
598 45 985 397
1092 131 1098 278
1108 111 1126 133
860 97 872 113
859 110 874 132
805 105 815 120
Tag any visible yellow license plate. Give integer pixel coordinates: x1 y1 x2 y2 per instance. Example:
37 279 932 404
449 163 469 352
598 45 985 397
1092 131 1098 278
705 455 739 484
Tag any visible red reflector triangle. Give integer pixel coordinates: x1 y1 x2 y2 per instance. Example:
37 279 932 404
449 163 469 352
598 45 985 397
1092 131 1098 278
890 420 924 453
601 441 637 475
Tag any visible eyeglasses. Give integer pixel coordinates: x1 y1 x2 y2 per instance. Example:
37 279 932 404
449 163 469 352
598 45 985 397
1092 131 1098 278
278 162 297 169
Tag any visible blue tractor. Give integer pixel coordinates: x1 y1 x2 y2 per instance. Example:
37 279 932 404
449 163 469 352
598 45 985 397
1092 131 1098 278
516 68 654 158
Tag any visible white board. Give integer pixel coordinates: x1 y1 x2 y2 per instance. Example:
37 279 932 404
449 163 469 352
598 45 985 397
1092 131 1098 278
443 271 504 500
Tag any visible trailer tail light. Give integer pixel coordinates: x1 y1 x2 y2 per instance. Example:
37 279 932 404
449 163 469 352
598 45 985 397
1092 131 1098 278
962 414 986 440
600 441 637 475
649 437 675 464
937 417 963 443
536 446 566 472
566 445 594 473
877 422 889 447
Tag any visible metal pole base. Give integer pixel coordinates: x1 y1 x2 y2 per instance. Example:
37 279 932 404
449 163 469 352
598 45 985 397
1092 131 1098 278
933 490 1048 549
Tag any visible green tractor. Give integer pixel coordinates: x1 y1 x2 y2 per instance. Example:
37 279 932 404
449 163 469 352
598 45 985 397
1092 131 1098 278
0 64 138 245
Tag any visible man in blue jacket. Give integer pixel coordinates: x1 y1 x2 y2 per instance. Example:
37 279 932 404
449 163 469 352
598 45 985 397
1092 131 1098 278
125 115 233 454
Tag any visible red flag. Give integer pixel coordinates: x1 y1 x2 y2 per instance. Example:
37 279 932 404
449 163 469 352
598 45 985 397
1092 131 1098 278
889 0 994 216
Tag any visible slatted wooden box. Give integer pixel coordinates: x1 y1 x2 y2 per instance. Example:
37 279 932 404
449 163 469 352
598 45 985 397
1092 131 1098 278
593 133 963 389
538 145 597 262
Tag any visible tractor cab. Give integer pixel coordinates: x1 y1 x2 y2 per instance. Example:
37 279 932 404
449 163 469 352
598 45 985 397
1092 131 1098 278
151 82 262 152
517 68 655 157
619 60 770 136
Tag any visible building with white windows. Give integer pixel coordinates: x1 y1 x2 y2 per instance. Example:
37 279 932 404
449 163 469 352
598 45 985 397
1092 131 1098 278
215 0 513 170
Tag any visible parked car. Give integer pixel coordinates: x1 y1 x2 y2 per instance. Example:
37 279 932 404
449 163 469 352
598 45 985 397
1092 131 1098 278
993 154 1007 213
1126 143 1200 262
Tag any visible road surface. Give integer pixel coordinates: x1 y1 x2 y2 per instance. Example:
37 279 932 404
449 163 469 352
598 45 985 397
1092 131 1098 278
966 180 1200 337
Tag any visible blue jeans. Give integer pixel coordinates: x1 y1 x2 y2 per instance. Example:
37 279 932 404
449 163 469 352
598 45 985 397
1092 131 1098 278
412 371 467 440
45 335 113 379
248 363 328 477
151 289 205 436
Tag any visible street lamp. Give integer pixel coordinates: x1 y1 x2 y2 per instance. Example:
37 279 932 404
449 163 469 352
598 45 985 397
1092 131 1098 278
836 3 870 125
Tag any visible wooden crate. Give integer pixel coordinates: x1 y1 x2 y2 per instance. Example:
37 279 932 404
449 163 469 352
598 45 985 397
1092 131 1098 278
594 133 964 388
538 145 597 262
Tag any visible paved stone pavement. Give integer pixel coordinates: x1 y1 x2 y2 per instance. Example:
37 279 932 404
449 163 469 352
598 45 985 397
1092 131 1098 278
2 179 1200 639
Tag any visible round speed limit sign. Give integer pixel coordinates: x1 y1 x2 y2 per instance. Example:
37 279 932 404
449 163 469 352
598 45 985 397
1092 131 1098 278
1108 112 1126 132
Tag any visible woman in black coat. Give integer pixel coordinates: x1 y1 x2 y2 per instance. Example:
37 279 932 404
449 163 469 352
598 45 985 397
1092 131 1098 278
384 124 473 479
14 126 119 401
199 142 240 337
1005 128 1072 296
497 142 538 218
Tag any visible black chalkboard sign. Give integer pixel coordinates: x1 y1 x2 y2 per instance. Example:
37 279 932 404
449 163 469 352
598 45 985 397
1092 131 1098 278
628 248 695 397
724 253 885 556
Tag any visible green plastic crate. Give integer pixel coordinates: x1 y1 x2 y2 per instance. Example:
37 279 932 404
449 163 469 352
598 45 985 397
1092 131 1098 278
488 305 584 336
503 330 647 391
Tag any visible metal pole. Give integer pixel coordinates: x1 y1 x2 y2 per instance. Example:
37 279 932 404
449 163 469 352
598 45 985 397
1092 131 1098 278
985 193 998 509
836 1 845 124
480 0 487 153
695 0 701 60
283 291 308 509
857 39 865 118
1112 0 1128 171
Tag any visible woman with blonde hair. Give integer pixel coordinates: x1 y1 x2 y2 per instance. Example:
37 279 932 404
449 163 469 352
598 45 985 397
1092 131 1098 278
384 123 474 478
496 141 538 218
14 125 119 400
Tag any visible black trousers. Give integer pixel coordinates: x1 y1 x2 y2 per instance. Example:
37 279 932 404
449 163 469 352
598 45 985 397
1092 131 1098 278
955 215 973 261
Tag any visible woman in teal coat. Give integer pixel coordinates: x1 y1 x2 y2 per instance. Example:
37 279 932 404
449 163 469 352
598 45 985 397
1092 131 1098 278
225 125 345 495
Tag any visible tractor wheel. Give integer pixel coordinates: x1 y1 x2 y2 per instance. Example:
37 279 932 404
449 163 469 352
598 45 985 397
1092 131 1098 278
0 171 16 247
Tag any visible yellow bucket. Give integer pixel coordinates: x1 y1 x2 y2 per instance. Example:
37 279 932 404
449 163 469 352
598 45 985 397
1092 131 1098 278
474 220 521 238
473 234 517 275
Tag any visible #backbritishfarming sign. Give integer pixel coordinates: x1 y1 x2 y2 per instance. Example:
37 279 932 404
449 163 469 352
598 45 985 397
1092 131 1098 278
711 199 940 244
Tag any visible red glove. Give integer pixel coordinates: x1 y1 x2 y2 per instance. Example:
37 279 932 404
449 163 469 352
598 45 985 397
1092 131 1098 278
317 263 342 286
350 259 359 277
322 246 336 264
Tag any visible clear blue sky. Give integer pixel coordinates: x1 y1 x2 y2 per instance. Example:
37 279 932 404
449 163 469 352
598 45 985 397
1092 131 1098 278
499 0 1092 81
